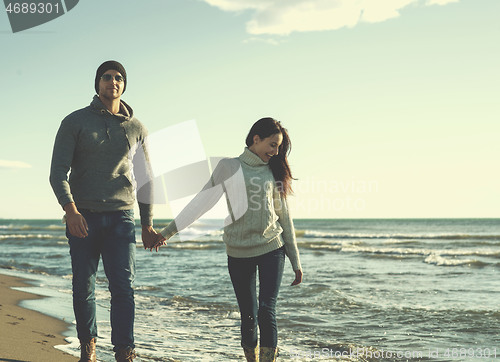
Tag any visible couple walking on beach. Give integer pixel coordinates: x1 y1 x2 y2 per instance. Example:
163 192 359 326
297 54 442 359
50 61 303 362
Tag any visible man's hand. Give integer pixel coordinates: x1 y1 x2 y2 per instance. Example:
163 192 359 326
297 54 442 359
64 203 88 238
142 225 166 252
291 269 303 286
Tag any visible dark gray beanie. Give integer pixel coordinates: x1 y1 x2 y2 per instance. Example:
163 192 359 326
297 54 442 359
95 60 127 94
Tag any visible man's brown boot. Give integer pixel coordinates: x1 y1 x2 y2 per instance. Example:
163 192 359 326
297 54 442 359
79 338 96 362
115 346 136 361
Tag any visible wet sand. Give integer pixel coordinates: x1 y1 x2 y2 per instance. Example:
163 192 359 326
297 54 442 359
0 273 76 361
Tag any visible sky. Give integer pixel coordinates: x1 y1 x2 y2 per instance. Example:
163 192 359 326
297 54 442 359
0 0 498 220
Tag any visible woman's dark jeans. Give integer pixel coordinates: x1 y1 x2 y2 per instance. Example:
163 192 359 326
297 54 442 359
228 246 285 349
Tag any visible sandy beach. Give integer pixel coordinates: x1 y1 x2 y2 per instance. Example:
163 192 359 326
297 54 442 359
0 272 76 361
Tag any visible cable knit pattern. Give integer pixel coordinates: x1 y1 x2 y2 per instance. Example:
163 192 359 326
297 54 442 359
160 148 302 271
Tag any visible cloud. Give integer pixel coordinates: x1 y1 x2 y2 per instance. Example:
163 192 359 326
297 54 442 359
202 0 269 12
0 160 32 169
242 37 281 45
201 0 460 35
426 0 459 5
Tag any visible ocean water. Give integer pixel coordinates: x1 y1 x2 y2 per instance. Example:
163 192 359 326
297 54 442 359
0 218 499 361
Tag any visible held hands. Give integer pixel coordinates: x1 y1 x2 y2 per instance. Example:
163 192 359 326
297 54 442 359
291 269 303 286
142 225 166 252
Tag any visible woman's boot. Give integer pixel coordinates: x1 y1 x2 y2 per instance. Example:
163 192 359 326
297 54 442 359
259 347 278 362
243 345 259 361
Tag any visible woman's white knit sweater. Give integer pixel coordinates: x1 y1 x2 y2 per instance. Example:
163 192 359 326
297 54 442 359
160 148 302 271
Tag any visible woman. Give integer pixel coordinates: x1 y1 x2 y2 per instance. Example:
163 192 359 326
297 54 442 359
156 117 303 361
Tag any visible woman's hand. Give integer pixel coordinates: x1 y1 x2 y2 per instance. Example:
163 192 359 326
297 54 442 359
291 269 303 286
142 226 166 252
153 232 167 250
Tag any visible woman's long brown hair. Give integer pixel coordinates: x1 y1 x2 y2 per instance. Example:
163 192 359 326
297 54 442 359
245 117 294 197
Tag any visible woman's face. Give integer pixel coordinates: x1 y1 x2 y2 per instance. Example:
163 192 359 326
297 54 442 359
249 132 283 162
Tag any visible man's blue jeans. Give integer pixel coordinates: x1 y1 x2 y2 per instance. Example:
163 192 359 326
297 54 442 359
228 246 285 349
67 209 136 350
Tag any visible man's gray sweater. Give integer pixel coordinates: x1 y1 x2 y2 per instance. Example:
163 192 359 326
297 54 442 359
49 96 153 225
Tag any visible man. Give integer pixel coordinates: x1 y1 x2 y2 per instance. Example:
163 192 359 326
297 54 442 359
50 60 162 362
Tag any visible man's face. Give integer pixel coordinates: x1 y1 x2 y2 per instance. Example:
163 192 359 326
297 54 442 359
98 69 125 101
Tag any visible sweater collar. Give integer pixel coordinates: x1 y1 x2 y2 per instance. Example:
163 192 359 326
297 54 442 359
90 95 133 121
239 147 268 166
